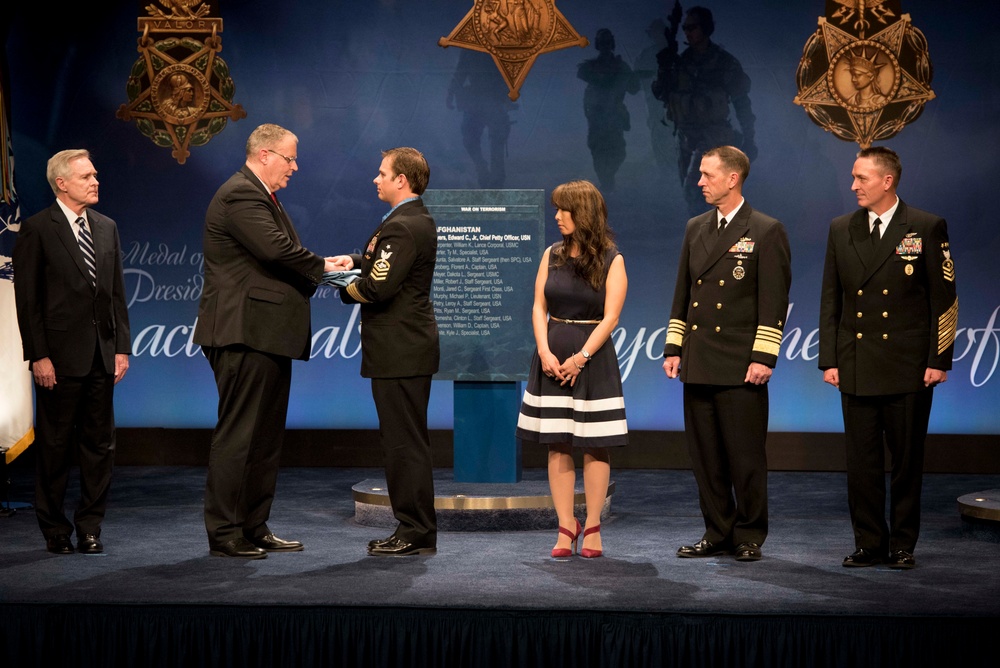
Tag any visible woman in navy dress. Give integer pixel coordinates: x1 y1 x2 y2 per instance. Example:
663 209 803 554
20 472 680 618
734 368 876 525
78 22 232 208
516 180 628 558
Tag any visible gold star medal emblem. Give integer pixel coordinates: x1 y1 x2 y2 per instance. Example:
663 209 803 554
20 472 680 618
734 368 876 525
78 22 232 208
116 1 246 164
439 0 589 101
793 1 935 147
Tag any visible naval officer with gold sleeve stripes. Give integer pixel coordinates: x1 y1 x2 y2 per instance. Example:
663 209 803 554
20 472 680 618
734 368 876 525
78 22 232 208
662 146 791 563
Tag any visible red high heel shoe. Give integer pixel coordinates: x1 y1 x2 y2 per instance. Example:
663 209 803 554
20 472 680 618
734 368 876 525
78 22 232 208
551 519 582 558
580 524 602 558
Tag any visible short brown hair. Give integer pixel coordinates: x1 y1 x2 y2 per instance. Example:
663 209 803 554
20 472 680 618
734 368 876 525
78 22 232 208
857 146 902 186
382 147 430 195
703 145 750 184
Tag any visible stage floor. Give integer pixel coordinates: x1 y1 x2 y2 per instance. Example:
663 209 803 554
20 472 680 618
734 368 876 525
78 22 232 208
2 466 999 617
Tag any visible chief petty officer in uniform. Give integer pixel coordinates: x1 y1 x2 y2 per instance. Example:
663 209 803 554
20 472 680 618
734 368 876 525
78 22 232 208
663 145 791 562
819 146 958 570
330 147 440 557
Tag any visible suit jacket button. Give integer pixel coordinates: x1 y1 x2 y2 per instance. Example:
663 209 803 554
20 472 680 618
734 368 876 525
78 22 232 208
693 302 699 308
692 324 698 331
882 312 888 318
719 280 725 286
882 334 888 340
857 312 863 318
715 326 721 333
883 289 889 295
857 289 863 296
856 333 863 339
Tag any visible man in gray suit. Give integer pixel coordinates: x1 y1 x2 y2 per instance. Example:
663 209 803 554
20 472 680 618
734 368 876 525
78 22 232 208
194 123 337 558
13 149 131 555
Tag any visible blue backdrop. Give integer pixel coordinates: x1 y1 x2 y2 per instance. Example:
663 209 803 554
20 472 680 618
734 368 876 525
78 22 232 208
5 1 998 434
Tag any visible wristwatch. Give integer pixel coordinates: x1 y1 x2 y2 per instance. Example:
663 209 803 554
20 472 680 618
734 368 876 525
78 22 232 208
580 349 591 360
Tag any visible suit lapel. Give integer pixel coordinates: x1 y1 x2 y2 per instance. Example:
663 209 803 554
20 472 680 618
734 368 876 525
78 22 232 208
51 204 93 285
89 211 113 289
863 200 909 284
238 165 300 243
849 210 872 267
694 204 751 278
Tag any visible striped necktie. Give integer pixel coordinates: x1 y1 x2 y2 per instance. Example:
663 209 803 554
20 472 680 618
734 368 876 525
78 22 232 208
76 217 97 288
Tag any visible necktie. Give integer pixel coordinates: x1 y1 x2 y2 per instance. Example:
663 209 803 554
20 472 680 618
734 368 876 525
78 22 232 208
870 217 882 250
719 217 728 234
76 217 97 288
270 192 278 205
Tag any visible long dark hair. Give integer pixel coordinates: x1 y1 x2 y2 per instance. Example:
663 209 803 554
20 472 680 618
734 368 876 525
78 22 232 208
550 180 616 290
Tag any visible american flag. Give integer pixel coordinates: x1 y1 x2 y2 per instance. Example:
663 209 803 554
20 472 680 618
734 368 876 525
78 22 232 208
0 47 33 464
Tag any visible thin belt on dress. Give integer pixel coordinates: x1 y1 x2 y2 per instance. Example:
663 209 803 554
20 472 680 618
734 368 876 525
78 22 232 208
549 316 601 325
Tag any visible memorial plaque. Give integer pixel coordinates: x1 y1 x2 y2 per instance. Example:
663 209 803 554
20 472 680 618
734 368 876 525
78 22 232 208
424 189 546 381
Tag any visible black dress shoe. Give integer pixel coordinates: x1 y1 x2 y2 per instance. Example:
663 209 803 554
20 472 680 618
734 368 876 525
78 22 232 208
735 542 762 561
676 539 732 558
46 535 74 555
887 550 916 569
210 537 267 559
368 534 398 550
248 533 303 552
842 548 886 567
367 536 436 557
77 534 104 554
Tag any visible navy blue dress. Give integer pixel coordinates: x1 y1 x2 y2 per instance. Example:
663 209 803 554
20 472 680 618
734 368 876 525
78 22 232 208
516 244 628 448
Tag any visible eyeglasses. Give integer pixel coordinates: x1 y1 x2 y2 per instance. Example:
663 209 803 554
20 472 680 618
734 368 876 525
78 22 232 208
266 149 297 164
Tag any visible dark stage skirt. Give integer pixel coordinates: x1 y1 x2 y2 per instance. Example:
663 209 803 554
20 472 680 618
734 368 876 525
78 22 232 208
516 319 628 448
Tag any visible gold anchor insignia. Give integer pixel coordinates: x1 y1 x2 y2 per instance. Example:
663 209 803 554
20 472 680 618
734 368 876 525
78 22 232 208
439 0 589 101
116 1 246 164
793 1 934 148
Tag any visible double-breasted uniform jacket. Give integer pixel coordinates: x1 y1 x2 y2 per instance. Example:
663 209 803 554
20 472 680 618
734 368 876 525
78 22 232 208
341 198 440 379
193 165 325 361
663 203 791 383
818 200 958 395
14 203 131 375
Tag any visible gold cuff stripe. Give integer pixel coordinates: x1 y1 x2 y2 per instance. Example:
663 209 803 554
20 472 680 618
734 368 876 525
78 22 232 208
753 339 781 357
753 325 784 357
937 298 958 354
666 319 686 347
346 282 371 303
756 325 784 338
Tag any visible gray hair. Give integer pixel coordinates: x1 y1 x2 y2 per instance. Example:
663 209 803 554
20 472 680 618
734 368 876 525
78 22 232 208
46 149 91 195
246 124 297 159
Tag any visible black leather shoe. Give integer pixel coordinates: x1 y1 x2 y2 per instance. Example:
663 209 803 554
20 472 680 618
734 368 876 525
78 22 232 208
210 537 267 559
842 548 886 567
677 539 732 558
46 535 74 555
77 534 104 554
368 534 397 550
887 550 916 569
367 536 436 557
248 533 303 552
735 542 762 561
